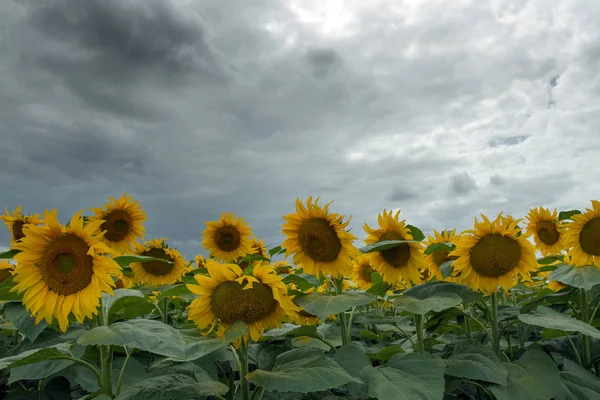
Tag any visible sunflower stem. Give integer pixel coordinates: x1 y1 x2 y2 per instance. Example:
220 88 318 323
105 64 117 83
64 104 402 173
238 340 251 400
580 288 591 367
98 306 114 398
334 278 349 345
115 347 132 396
490 292 501 359
161 296 169 324
414 314 425 354
464 314 472 339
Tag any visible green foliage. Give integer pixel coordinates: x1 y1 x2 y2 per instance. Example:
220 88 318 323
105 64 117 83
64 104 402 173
359 240 420 254
294 292 374 320
113 255 174 267
549 264 600 290
519 306 600 339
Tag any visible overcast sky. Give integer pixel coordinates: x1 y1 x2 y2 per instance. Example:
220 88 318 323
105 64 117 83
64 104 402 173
1 0 599 260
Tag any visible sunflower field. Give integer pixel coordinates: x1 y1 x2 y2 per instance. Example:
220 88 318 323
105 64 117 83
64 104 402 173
1 194 600 400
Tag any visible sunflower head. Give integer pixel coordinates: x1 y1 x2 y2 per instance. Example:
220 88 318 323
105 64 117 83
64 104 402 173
282 197 358 278
449 213 538 293
88 193 147 255
187 260 300 346
0 260 14 283
422 229 458 281
202 213 253 262
1 206 42 248
351 254 376 290
525 207 563 256
130 238 187 286
11 209 121 331
363 209 427 287
272 259 294 275
293 307 321 326
561 200 600 268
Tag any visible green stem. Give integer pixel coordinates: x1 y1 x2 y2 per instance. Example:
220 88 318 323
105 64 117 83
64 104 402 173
115 347 133 396
98 307 114 398
161 297 169 324
464 315 472 339
580 288 591 367
238 340 250 400
81 390 104 400
414 314 425 354
335 278 349 345
347 307 357 343
564 332 583 367
490 292 501 359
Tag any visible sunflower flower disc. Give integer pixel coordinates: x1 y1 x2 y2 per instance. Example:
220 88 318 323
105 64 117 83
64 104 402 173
202 212 253 262
10 210 121 331
89 193 147 255
129 238 187 286
449 213 537 293
525 206 564 256
351 254 376 290
186 260 300 346
1 206 42 249
422 229 458 281
363 209 428 286
561 200 600 267
281 196 358 278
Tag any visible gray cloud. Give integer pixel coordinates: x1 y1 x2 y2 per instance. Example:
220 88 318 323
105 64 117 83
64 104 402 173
488 135 529 148
449 172 477 196
489 174 506 186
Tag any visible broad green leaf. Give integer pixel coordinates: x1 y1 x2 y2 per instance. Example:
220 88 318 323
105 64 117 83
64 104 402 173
519 291 574 314
439 260 454 278
8 359 74 384
366 281 392 297
268 246 282 257
294 292 375 320
0 343 72 369
0 276 22 301
496 350 560 400
109 297 156 324
352 314 415 331
291 336 330 351
394 292 462 315
334 344 370 398
78 319 248 362
262 324 318 340
444 341 507 385
246 347 360 393
538 255 564 265
558 210 582 221
403 281 480 303
3 302 47 342
406 225 426 241
103 289 145 315
116 373 228 400
113 255 173 267
360 330 379 341
359 240 420 254
361 353 445 400
555 358 600 400
518 306 600 339
282 274 318 291
0 249 19 259
549 264 600 290
423 242 451 256
375 345 404 361
156 284 192 299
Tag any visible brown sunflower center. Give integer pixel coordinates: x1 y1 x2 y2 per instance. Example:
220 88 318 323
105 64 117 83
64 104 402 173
536 220 560 246
360 264 374 282
580 217 600 256
215 226 241 252
379 231 411 268
211 280 277 324
101 210 132 242
0 268 12 283
39 233 94 295
298 218 342 262
12 220 25 241
140 248 175 276
469 234 522 278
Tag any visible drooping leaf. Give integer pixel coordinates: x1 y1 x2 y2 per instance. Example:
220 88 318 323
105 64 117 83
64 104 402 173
294 292 375 320
359 240 420 254
156 284 192 299
444 341 508 386
406 225 426 241
113 255 174 267
548 264 600 290
282 274 319 291
116 373 228 400
439 260 454 278
423 242 452 256
0 249 19 259
403 280 480 303
3 302 47 342
555 358 600 400
0 343 72 370
334 344 371 398
518 306 600 339
291 336 330 351
0 276 23 301
366 281 392 297
558 210 582 221
537 255 564 265
393 292 463 315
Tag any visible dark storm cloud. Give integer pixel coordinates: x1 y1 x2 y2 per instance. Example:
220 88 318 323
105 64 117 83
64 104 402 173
449 172 477 196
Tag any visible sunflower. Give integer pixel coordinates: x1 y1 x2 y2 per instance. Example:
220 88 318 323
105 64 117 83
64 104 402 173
423 229 458 281
187 260 300 345
250 237 268 258
1 206 41 248
0 260 14 283
293 308 321 325
11 210 121 331
363 210 428 287
449 213 537 293
561 200 600 267
525 207 563 256
202 213 253 262
195 254 206 269
547 280 567 292
282 197 358 278
351 254 376 290
272 260 294 275
89 193 147 254
128 239 186 286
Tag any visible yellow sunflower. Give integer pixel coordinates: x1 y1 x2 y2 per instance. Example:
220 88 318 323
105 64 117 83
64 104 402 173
195 254 206 269
0 260 14 283
11 210 121 331
423 229 458 281
351 254 376 290
525 207 564 256
187 260 300 345
250 237 268 258
282 197 358 278
88 193 147 254
561 200 600 267
272 260 294 275
547 280 567 292
449 213 537 293
202 212 253 262
129 238 187 286
363 210 428 287
1 206 41 248
293 308 321 325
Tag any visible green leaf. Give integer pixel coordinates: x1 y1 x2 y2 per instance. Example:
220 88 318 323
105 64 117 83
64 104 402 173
268 246 282 257
360 353 445 400
156 284 192 299
359 240 420 254
294 292 375 320
366 281 392 297
406 225 425 241
334 344 370 398
0 249 19 259
3 302 47 342
519 291 574 314
103 289 145 314
403 280 480 303
537 255 564 265
0 276 22 301
393 292 462 315
8 359 75 384
291 336 330 351
444 341 507 385
555 358 600 400
113 255 174 267
116 373 228 400
423 242 451 256
375 346 405 361
518 306 600 339
360 330 379 341
558 210 582 221
78 319 248 362
548 264 600 290
439 260 454 278
0 343 72 369
246 347 360 393
282 274 318 291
